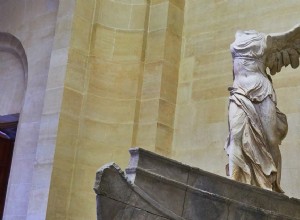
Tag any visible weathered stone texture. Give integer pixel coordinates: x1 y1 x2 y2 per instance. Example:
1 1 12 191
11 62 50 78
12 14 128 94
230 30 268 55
95 148 300 220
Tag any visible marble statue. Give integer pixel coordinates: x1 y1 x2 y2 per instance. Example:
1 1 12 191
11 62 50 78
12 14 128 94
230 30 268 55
225 25 300 192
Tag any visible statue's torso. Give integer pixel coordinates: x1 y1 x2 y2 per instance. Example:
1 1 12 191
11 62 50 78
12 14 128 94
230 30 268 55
231 31 276 103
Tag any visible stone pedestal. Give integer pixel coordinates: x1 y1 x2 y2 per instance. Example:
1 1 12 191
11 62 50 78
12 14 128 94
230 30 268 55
94 148 300 220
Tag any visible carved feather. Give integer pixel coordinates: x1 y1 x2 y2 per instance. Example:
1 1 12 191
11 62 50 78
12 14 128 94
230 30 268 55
294 39 300 54
282 50 290 67
276 51 283 72
266 53 276 71
266 24 300 74
270 65 277 75
287 48 299 69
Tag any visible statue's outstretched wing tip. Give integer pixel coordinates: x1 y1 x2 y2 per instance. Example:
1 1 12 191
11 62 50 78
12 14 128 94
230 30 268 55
266 24 300 75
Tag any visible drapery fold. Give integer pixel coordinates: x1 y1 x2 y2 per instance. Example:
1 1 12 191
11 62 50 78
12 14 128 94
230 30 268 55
225 89 286 192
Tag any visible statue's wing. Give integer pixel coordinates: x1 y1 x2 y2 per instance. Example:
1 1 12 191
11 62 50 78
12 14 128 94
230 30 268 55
266 24 300 75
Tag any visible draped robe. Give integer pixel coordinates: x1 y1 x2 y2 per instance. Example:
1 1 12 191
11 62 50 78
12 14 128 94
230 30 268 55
225 31 288 192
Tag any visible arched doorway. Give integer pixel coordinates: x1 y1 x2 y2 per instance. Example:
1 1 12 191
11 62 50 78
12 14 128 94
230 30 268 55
0 33 27 219
0 114 18 218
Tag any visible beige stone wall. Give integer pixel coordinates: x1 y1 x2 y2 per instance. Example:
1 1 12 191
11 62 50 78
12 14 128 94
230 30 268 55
174 0 300 199
47 0 300 219
46 0 184 219
2 0 300 219
37 0 78 219
133 0 184 156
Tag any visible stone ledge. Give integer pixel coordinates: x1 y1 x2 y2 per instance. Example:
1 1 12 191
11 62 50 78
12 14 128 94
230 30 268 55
94 148 300 220
95 161 299 220
126 147 300 219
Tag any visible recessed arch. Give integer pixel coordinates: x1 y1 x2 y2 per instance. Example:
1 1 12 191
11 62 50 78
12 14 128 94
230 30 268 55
0 33 27 219
0 33 27 116
0 32 28 81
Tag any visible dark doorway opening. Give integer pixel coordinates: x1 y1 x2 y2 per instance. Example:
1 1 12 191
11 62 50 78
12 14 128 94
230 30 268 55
0 114 18 219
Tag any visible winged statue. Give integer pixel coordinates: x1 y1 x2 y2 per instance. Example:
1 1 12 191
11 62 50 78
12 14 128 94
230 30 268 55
225 24 300 193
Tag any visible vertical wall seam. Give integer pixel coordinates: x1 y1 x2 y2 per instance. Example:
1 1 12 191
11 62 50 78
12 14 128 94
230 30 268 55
65 0 99 218
131 1 151 146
